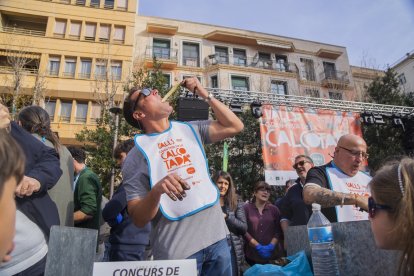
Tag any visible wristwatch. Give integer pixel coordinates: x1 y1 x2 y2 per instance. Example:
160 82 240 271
204 93 214 102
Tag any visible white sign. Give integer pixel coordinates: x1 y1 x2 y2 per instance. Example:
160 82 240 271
93 259 197 276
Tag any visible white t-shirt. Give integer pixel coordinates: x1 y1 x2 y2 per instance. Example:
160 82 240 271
123 120 229 260
0 210 48 275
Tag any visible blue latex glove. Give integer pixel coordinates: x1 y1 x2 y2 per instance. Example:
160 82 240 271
116 213 123 224
259 243 275 259
256 244 269 259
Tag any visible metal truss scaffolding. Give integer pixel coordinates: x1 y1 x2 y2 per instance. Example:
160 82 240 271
199 88 414 116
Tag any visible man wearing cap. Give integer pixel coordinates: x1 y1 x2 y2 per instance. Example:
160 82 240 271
122 77 243 275
303 134 370 222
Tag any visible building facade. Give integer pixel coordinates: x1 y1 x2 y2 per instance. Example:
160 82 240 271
135 16 356 104
392 50 414 95
0 0 136 144
0 3 365 143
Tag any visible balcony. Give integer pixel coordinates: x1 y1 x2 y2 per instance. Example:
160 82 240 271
0 66 38 75
0 26 46 37
205 54 298 75
145 46 178 69
320 70 350 88
1 13 47 38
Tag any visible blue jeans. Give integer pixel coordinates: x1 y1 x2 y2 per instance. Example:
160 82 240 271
187 238 232 276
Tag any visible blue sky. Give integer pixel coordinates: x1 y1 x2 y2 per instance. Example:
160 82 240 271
139 0 414 69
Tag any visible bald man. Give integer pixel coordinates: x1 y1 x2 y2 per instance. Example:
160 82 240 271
303 134 370 222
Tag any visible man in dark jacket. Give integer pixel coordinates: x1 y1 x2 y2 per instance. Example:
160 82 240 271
102 139 151 261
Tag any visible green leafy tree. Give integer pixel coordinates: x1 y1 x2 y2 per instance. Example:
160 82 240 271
76 59 168 196
205 110 283 201
363 68 414 171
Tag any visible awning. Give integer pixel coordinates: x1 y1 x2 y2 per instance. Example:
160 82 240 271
256 40 294 51
0 49 40 59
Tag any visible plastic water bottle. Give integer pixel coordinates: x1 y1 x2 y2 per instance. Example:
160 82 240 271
307 203 339 276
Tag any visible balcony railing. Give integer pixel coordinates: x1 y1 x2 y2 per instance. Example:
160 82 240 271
0 66 38 75
145 46 178 62
205 54 298 73
78 72 91 79
0 26 46 37
319 70 350 84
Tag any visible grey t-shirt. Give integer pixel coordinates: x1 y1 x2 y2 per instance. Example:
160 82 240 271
123 120 229 260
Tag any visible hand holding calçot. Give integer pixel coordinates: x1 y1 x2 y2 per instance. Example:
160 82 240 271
155 173 191 201
15 176 41 198
182 77 208 99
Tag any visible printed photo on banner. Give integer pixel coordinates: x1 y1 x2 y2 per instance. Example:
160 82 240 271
260 105 365 186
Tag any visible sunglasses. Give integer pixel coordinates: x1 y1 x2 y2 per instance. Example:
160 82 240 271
257 187 271 192
339 146 369 160
293 160 310 170
368 196 392 218
131 88 152 112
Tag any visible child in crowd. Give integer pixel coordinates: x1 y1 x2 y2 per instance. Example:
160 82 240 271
369 157 414 276
0 130 25 262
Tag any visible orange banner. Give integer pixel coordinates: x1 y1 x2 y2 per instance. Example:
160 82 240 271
260 105 363 185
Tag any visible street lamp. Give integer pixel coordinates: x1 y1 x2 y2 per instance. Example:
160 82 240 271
109 106 122 198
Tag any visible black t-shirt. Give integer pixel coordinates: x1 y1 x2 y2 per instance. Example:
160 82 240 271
279 178 312 226
304 162 338 223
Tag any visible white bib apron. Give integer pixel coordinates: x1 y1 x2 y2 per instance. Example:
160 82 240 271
326 164 371 222
134 121 219 221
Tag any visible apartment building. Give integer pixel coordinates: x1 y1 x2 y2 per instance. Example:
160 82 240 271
351 66 384 101
0 0 136 144
135 16 356 104
392 50 414 95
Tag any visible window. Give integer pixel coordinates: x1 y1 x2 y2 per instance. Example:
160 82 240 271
69 21 81 40
90 0 100 7
323 62 336 79
90 103 102 123
76 0 86 5
48 56 60 76
210 75 218 88
64 57 76 77
45 101 56 121
54 20 66 38
398 73 407 85
76 102 88 123
85 23 97 41
117 0 127 10
271 80 287 95
99 24 110 42
79 59 92 78
182 42 199 67
258 52 272 69
231 76 249 91
300 58 316 81
275 55 288 72
60 101 72 122
329 91 343 100
110 60 122 80
113 26 125 44
304 88 320 98
215 46 228 64
233 49 247 66
104 0 114 9
163 74 171 88
153 39 171 59
95 60 107 79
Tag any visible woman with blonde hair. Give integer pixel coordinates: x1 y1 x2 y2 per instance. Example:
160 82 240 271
369 157 414 275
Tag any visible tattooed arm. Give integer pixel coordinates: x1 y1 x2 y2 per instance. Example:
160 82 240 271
303 184 368 211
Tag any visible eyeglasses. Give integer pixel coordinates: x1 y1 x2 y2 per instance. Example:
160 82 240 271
131 88 152 112
368 196 392 218
338 146 369 160
293 160 311 170
257 187 271 193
